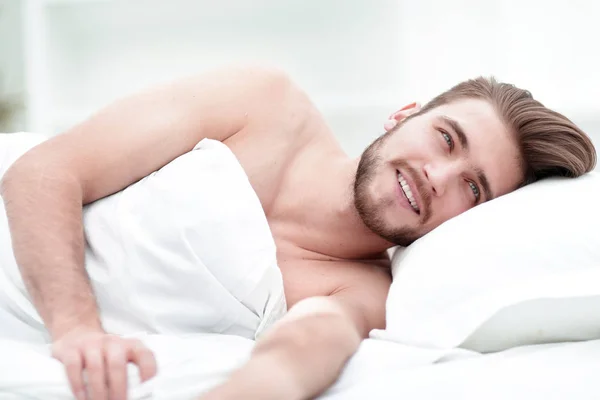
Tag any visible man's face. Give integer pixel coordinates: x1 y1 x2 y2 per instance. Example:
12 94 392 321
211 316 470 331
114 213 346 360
354 98 523 246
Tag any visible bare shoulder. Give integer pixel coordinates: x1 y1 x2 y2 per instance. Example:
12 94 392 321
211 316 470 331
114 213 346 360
225 67 334 210
230 64 329 143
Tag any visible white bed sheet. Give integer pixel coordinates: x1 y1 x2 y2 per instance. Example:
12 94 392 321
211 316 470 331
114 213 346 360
0 333 253 400
1 334 599 399
322 338 600 399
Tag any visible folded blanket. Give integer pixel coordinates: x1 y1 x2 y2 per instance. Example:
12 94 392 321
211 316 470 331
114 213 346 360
0 133 287 344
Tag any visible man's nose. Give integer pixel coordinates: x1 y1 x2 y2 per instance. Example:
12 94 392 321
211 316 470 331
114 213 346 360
423 161 464 197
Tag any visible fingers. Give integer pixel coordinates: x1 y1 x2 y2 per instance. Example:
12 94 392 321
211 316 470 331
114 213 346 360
53 332 157 400
61 350 86 400
84 347 107 400
127 339 158 382
106 340 128 400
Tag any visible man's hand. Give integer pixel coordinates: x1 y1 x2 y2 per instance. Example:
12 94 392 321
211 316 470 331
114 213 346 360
51 327 157 400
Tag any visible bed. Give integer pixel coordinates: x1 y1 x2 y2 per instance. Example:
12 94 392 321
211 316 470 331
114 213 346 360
1 133 599 399
2 334 599 399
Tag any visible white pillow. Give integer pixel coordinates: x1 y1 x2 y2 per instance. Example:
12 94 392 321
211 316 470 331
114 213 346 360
372 172 600 353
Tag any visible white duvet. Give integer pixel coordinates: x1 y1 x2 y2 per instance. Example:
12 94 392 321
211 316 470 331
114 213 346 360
0 132 287 398
2 333 599 399
0 133 287 344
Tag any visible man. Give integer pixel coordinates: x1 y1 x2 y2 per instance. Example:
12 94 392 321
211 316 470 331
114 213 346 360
1 66 596 400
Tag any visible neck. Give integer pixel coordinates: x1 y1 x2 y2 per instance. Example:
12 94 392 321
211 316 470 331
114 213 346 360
295 152 395 260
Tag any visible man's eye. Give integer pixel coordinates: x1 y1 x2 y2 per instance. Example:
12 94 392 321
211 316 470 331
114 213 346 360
468 181 480 202
440 129 454 151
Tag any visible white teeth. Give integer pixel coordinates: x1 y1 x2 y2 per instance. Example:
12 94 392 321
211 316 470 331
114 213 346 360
397 172 420 212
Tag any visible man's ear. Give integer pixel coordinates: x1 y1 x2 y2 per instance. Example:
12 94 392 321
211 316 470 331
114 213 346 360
384 102 421 132
388 102 421 121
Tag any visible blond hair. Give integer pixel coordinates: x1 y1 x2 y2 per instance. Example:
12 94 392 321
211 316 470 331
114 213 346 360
419 77 597 185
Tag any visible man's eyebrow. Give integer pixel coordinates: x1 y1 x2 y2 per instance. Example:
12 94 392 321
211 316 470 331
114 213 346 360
441 115 468 150
440 115 494 201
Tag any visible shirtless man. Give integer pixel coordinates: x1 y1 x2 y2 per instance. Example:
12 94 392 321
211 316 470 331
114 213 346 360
1 66 595 400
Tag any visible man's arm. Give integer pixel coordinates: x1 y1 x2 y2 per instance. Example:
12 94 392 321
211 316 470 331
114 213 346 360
0 66 300 400
199 263 391 400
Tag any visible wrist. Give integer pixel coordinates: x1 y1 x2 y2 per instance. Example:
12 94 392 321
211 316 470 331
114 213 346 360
51 315 104 341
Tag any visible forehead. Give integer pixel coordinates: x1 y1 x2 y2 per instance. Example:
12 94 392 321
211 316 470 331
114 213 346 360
425 98 523 197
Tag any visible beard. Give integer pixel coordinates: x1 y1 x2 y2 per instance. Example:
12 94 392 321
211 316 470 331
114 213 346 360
353 130 432 247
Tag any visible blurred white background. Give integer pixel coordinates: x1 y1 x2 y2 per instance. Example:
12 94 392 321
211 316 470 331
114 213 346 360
0 0 599 156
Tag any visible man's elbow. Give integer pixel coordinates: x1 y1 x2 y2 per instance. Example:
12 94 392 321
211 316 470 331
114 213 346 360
0 152 80 203
0 155 31 197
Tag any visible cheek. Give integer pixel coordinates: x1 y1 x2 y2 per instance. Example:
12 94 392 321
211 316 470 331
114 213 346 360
417 125 447 158
396 129 437 159
432 195 470 223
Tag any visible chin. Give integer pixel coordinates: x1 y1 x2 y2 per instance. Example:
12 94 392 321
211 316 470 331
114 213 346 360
354 195 421 247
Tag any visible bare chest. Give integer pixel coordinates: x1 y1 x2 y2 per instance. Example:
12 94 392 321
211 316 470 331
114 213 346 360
224 131 356 306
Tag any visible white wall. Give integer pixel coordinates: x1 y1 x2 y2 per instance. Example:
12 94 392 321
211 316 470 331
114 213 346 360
395 0 600 149
1 0 599 154
23 0 404 156
397 0 600 112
